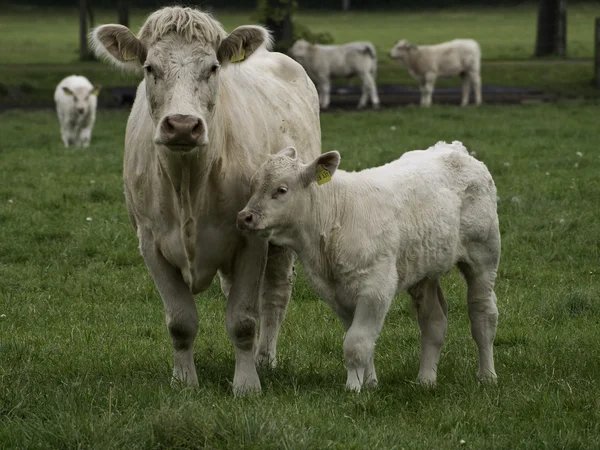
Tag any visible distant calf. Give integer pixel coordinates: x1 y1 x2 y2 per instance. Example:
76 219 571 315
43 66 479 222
238 141 500 391
54 75 100 148
388 39 481 107
289 39 379 110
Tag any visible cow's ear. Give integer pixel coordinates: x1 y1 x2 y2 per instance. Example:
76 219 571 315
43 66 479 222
217 26 272 65
62 87 73 96
276 146 298 160
91 24 147 73
91 85 102 96
301 151 341 186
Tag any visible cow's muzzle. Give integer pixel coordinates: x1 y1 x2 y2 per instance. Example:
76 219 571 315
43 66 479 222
237 209 259 231
156 114 205 150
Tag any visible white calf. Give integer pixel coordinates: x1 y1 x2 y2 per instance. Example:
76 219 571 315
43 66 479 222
289 39 379 109
389 39 482 107
54 75 100 148
238 141 500 391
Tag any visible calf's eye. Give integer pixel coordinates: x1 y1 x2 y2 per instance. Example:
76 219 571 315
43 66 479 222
210 64 220 75
144 65 153 75
277 187 288 194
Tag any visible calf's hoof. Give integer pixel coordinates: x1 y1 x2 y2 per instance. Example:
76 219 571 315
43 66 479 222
416 375 437 389
477 371 498 385
255 351 277 369
233 379 262 397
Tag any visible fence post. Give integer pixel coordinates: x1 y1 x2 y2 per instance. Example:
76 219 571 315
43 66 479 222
595 18 600 88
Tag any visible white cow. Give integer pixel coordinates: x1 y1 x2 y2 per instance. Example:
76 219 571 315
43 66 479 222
238 141 500 391
90 6 321 395
288 39 379 110
54 75 100 147
388 39 482 107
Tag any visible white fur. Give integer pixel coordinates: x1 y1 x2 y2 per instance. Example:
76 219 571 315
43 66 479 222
389 39 482 107
241 140 500 391
289 39 379 109
53 75 98 148
92 6 321 395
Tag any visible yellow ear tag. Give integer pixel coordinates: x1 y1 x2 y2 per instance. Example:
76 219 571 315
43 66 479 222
316 165 331 186
63 90 72 96
121 48 137 61
92 88 100 96
230 49 245 63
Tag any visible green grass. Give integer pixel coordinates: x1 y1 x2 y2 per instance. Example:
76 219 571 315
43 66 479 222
1 3 600 107
1 102 600 448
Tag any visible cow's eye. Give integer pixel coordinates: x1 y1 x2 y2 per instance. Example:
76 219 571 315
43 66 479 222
277 187 288 195
144 65 153 75
210 64 220 74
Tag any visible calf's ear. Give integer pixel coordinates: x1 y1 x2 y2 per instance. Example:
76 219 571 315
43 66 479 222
62 87 73 96
276 147 298 159
92 85 102 96
302 151 341 186
91 24 147 73
217 26 272 65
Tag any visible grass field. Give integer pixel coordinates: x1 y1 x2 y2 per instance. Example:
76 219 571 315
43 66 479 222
1 3 600 108
1 101 599 448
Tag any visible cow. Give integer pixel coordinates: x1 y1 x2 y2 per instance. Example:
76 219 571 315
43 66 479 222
54 75 100 148
237 141 500 391
288 40 380 110
388 39 482 107
90 6 321 395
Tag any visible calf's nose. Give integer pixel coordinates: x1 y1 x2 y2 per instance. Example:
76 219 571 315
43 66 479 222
159 114 204 149
236 210 255 231
77 108 85 114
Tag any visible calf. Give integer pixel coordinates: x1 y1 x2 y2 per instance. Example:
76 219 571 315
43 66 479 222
388 39 481 107
54 75 100 147
238 141 500 391
289 39 379 110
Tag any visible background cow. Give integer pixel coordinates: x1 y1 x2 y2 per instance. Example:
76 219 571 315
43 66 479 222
388 39 482 107
289 39 379 110
54 75 100 147
91 6 321 394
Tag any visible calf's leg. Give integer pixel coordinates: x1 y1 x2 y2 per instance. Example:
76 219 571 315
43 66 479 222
409 279 448 386
460 72 471 107
471 72 482 106
255 244 294 368
421 72 436 107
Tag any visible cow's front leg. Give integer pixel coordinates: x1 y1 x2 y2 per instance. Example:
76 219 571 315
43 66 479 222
139 233 199 387
227 236 268 395
255 244 294 368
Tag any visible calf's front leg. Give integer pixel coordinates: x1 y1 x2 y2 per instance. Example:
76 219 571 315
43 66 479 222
227 236 269 395
140 233 199 387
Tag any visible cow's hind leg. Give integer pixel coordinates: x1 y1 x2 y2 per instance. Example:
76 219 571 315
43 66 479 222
458 241 500 383
255 244 294 368
460 72 471 107
409 278 448 386
140 233 199 387
471 72 482 106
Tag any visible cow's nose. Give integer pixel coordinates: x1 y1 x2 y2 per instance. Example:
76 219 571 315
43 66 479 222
77 108 85 114
159 114 204 149
236 210 255 231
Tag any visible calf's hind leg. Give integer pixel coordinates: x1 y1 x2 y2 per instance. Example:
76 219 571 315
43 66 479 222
409 279 448 386
458 242 500 383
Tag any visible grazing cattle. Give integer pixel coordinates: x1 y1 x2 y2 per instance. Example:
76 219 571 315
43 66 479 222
288 39 379 110
238 141 500 391
54 75 100 148
388 39 482 107
90 6 321 394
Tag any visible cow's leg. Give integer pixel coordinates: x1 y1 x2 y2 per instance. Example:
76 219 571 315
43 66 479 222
422 72 436 107
357 74 369 109
409 279 448 387
139 233 199 387
255 244 294 368
78 126 93 148
337 308 377 389
458 242 499 383
460 72 471 107
471 72 482 106
317 76 331 110
226 236 268 395
344 269 395 392
368 72 380 109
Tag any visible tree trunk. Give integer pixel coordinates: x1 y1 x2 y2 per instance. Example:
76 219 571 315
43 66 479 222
595 18 600 88
535 0 567 57
117 0 129 28
264 0 294 53
342 0 350 11
79 0 88 60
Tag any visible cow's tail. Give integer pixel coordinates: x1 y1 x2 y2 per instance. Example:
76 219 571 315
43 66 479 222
364 43 377 79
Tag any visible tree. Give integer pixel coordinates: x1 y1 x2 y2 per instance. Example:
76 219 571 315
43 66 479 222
117 0 129 28
534 0 567 57
258 0 294 52
79 0 89 60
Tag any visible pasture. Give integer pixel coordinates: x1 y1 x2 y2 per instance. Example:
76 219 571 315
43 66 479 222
2 3 600 108
1 101 600 448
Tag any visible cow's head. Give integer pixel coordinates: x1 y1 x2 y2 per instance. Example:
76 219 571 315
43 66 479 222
91 6 271 152
62 85 101 116
388 40 414 62
237 147 341 238
288 39 313 61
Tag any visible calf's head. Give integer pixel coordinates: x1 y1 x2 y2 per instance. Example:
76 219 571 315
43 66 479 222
63 85 100 116
91 6 271 152
388 40 414 62
288 39 313 62
237 148 341 236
